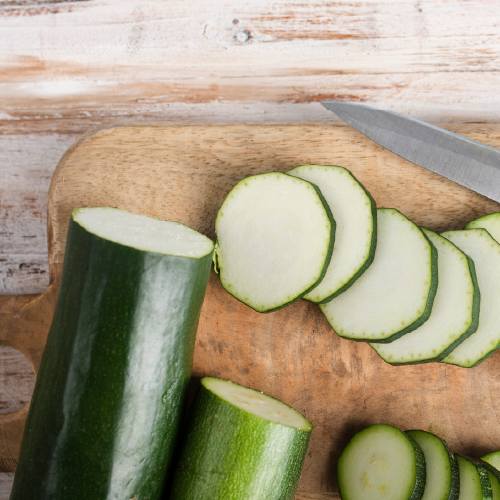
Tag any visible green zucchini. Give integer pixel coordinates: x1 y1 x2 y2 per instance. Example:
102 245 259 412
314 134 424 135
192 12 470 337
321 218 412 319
287 165 377 303
477 455 500 500
486 470 500 500
465 213 500 243
405 430 459 500
337 424 426 500
441 229 500 367
482 452 500 472
11 207 214 500
213 172 335 313
455 456 492 500
371 229 480 364
320 208 438 343
170 377 312 500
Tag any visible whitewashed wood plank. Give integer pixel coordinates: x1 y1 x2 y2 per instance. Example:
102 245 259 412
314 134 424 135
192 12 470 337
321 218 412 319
0 473 14 500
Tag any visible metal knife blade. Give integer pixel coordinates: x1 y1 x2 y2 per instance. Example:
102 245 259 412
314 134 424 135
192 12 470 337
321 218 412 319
321 101 500 203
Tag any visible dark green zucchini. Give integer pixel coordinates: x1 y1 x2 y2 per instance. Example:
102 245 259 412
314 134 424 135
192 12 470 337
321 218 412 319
10 207 214 500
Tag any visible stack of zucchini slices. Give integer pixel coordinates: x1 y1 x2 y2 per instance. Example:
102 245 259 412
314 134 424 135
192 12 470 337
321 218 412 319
214 165 500 367
338 423 500 500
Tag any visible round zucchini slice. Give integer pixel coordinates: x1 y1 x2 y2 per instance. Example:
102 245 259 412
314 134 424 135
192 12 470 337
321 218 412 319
170 377 313 500
482 452 500 472
338 424 426 500
466 213 500 243
405 430 459 500
371 229 480 364
441 229 500 367
320 208 437 343
287 165 377 303
214 172 335 313
455 456 492 500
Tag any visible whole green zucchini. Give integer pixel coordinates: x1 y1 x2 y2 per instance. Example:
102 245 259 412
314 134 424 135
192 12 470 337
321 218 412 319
11 207 214 500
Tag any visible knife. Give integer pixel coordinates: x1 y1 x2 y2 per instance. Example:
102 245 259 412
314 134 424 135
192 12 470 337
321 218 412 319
321 101 500 203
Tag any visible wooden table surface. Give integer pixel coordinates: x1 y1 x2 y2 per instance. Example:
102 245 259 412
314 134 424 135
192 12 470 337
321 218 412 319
1 0 500 496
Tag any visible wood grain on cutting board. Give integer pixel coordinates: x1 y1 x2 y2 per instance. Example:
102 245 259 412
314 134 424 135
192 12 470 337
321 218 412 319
1 123 500 499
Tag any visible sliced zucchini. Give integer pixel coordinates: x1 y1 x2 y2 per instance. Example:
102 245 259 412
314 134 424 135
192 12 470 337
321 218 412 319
405 430 459 500
320 208 438 343
287 165 377 302
441 229 500 367
337 424 426 500
479 454 500 500
371 229 480 364
214 172 335 313
170 377 313 500
455 456 492 500
482 452 500 472
486 471 500 500
466 213 500 243
11 208 214 500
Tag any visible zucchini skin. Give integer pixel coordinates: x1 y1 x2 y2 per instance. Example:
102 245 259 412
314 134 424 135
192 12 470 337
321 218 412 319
170 379 312 499
11 216 213 500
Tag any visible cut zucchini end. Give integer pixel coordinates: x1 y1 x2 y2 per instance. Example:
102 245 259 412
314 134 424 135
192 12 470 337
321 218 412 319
202 377 313 432
72 207 214 258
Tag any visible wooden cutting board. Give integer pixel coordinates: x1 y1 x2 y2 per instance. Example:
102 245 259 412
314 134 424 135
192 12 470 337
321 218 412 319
2 123 500 498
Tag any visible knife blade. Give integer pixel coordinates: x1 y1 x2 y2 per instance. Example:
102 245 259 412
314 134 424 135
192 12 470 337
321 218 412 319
321 101 500 203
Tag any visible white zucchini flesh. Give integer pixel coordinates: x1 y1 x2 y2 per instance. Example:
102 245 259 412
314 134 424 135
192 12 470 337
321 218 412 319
73 207 214 257
320 208 437 342
487 471 500 500
441 229 500 367
405 430 459 500
202 378 312 430
482 453 500 471
456 457 486 500
287 165 376 303
466 213 500 243
214 172 334 313
337 424 425 500
371 229 479 364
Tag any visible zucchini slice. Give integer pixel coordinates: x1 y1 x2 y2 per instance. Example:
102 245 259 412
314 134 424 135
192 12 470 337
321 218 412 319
405 430 459 500
320 208 438 343
371 229 480 364
11 208 214 500
486 471 500 500
466 213 500 243
455 456 493 500
479 454 500 500
170 377 313 500
337 424 426 500
441 229 500 367
482 452 500 471
287 165 377 303
214 172 335 313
